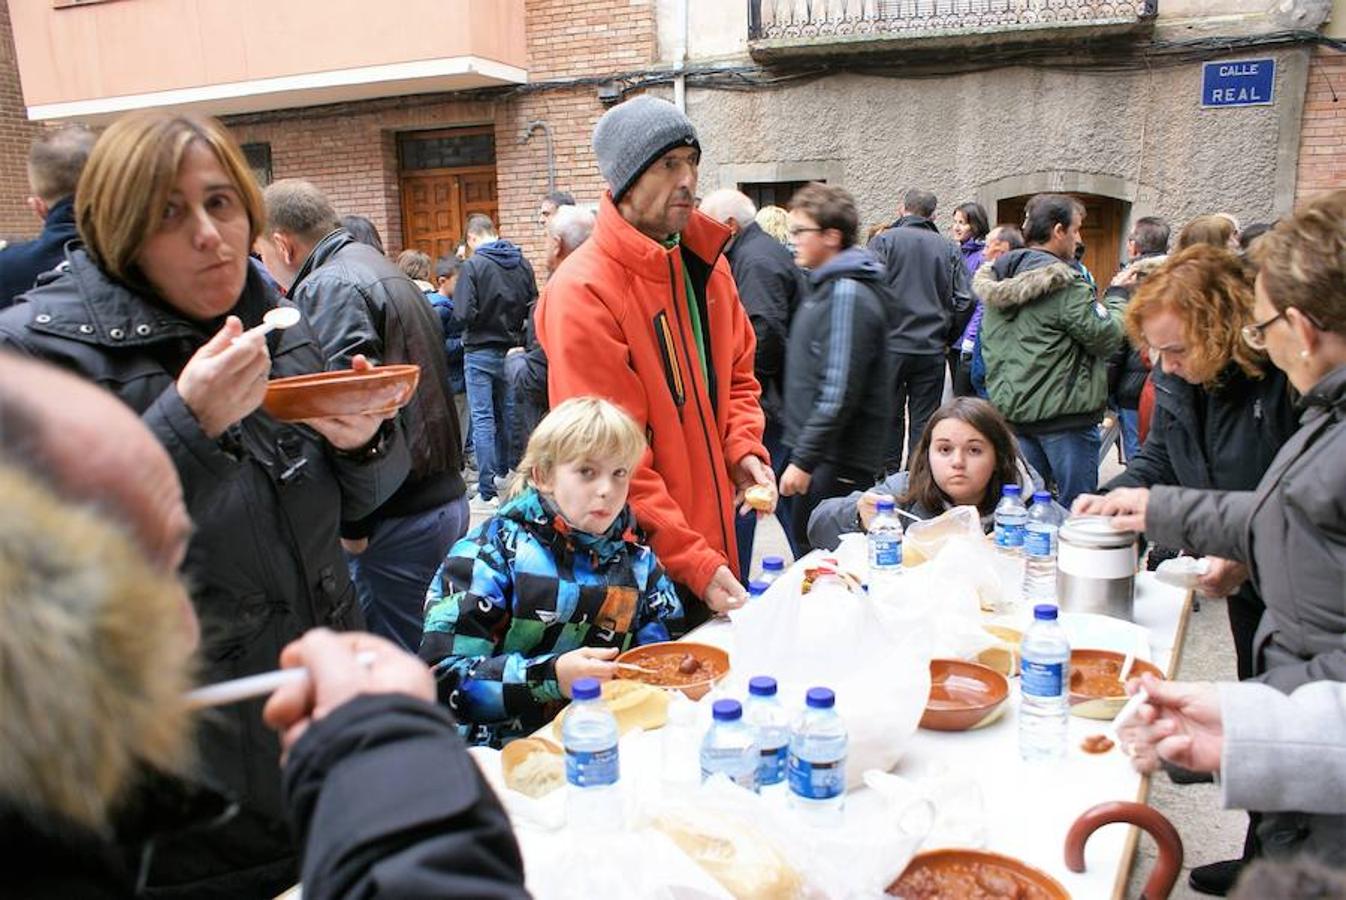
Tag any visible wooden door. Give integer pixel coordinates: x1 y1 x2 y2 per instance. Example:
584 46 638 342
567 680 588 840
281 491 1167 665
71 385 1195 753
996 193 1126 297
399 165 498 260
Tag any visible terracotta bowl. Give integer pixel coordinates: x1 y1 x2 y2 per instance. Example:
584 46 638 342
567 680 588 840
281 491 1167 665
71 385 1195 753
1069 648 1165 720
920 659 1009 732
888 848 1069 898
262 364 420 422
615 641 729 701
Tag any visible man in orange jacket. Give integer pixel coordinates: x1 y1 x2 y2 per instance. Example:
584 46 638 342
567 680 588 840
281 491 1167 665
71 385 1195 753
535 95 775 628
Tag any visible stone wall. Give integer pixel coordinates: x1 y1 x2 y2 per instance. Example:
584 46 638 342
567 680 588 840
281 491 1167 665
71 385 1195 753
689 48 1308 239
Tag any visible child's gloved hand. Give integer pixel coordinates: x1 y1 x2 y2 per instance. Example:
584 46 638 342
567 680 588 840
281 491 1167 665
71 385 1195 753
556 646 620 697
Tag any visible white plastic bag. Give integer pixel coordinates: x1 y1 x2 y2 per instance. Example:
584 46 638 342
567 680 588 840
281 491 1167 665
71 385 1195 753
1155 555 1210 590
729 544 929 788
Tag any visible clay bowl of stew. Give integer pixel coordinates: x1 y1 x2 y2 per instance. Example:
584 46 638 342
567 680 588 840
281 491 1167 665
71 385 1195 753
1069 649 1165 720
919 659 1009 732
888 848 1069 899
262 364 421 422
614 642 729 701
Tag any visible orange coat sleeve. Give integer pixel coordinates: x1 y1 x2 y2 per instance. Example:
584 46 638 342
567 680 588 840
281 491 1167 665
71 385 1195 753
539 282 727 598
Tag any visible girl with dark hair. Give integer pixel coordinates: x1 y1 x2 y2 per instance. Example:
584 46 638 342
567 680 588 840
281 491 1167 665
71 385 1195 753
951 202 990 396
807 397 1053 550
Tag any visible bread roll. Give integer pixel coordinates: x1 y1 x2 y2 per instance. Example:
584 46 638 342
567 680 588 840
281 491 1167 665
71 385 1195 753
744 485 774 511
654 809 803 900
550 679 670 740
501 738 565 798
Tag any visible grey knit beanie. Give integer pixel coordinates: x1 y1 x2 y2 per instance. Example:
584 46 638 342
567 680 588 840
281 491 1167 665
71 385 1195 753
592 96 700 203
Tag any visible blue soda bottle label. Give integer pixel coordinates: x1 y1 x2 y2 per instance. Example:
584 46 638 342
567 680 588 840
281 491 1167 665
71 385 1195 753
871 537 902 567
758 745 787 785
1024 526 1055 558
1021 659 1064 698
566 745 619 787
787 753 845 800
994 521 1025 548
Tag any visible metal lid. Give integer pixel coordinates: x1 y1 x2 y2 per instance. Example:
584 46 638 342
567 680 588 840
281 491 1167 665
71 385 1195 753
1059 515 1136 549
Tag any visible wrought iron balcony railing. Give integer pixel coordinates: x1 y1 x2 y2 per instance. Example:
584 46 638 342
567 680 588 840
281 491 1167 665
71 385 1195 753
748 0 1157 41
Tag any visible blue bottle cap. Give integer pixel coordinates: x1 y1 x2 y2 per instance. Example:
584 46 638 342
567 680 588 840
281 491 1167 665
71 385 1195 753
876 497 896 512
805 686 836 709
1033 604 1059 621
762 555 786 572
1032 490 1052 503
712 699 743 721
571 677 601 700
747 580 770 596
1002 484 1022 497
748 675 778 697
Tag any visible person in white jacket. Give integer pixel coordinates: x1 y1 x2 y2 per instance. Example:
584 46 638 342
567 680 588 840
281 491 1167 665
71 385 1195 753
1120 672 1346 815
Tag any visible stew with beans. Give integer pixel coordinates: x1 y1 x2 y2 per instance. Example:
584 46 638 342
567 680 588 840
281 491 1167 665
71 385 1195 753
890 861 1056 899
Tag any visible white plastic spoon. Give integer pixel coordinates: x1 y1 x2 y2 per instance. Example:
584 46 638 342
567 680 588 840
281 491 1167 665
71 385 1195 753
185 650 376 709
233 306 300 345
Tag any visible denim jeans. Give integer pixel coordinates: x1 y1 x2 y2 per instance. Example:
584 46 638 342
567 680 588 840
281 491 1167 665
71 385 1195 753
1118 408 1141 461
1016 426 1101 509
734 415 796 578
347 496 470 652
464 348 514 499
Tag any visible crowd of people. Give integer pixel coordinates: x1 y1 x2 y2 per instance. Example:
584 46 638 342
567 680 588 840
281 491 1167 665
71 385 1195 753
0 90 1344 899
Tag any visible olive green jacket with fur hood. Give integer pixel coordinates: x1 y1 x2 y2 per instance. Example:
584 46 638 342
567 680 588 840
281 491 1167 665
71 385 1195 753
974 248 1126 431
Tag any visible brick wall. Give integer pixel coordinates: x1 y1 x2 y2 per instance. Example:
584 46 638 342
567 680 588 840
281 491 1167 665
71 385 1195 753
226 0 658 273
0 3 45 241
1295 48 1346 207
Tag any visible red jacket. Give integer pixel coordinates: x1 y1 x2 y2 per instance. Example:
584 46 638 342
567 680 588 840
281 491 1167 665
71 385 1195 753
536 195 767 599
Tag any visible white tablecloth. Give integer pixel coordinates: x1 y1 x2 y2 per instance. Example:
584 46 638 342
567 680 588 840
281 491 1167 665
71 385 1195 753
687 572 1191 899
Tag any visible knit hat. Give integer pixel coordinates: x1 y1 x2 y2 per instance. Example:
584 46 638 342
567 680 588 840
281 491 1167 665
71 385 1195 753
592 96 700 203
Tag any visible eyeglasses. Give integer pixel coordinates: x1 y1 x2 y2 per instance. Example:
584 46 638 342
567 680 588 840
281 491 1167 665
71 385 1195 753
1241 311 1286 350
787 226 822 238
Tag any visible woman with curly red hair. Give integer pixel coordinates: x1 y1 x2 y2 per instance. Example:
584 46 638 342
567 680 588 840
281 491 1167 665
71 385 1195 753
1077 244 1297 680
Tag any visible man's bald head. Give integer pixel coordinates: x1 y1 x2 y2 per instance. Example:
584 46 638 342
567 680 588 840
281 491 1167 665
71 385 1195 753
0 354 192 573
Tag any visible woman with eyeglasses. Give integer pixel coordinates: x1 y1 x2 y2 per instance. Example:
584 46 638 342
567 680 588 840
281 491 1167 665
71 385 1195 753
1075 244 1296 682
1092 190 1346 873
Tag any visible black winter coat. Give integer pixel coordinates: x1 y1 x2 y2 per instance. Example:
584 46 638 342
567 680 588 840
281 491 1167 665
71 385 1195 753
783 247 894 474
0 250 410 896
866 215 974 356
0 196 79 309
725 221 805 421
288 229 465 536
455 240 537 350
1103 254 1167 409
285 694 528 899
1104 363 1296 495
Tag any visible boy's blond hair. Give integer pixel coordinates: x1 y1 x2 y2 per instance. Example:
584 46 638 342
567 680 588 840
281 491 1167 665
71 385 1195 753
507 397 646 499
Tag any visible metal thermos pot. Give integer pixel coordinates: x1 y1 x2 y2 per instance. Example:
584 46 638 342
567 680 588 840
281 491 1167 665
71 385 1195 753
1057 516 1138 621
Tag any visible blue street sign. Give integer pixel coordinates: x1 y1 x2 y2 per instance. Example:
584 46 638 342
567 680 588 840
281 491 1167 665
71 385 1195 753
1201 58 1276 108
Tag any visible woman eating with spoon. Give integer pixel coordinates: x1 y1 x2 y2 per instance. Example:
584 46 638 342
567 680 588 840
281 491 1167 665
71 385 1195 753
0 110 410 897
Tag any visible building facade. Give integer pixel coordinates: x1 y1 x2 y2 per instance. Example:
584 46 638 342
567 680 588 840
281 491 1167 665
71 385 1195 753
4 0 1341 275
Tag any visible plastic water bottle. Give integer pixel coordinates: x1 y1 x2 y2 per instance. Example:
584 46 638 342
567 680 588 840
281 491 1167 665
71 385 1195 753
747 580 770 600
701 699 760 791
757 555 786 587
994 485 1028 557
1019 605 1071 762
563 677 622 828
1024 491 1062 603
788 687 847 826
744 676 790 790
867 498 904 583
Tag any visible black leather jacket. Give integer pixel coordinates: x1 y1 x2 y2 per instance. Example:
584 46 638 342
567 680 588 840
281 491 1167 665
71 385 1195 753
288 229 464 535
0 250 410 895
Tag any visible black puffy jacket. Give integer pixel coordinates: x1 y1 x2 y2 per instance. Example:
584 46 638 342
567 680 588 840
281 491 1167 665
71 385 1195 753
726 221 804 421
783 247 894 475
287 229 464 536
0 250 410 896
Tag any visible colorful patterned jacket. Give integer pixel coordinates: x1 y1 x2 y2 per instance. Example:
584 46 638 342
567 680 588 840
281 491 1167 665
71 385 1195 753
420 487 682 746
